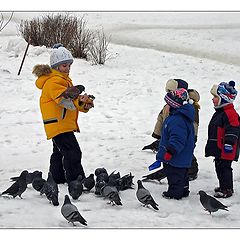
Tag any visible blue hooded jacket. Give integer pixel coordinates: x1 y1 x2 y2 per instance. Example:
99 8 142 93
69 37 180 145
156 104 195 168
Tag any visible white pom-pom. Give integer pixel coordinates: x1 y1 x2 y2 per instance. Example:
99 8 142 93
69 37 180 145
188 99 194 104
183 101 188 105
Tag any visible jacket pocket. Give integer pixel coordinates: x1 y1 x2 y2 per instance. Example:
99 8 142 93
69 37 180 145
43 118 58 125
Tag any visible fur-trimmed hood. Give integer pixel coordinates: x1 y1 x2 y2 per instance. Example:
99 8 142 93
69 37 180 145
33 64 71 90
32 64 52 78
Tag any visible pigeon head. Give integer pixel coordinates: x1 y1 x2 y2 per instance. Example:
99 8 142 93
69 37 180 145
77 175 83 181
95 168 108 176
137 180 143 189
198 190 206 196
20 170 29 179
64 195 71 204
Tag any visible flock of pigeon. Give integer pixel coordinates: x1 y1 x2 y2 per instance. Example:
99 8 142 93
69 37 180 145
0 167 229 227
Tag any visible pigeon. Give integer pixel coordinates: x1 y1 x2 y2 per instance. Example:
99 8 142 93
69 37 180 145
100 184 122 205
32 171 46 192
83 174 95 191
116 172 134 191
95 179 106 195
96 172 109 183
61 195 87 226
198 190 229 214
95 167 108 177
68 175 83 200
142 168 166 182
57 85 85 100
40 172 59 206
11 170 40 185
142 139 160 152
1 170 28 198
108 170 120 181
136 180 159 210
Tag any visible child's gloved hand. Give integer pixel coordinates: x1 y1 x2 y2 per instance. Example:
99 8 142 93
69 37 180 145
224 144 233 153
164 152 172 160
79 94 94 110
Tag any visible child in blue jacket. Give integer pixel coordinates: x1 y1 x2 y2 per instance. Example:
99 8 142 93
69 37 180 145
153 88 195 200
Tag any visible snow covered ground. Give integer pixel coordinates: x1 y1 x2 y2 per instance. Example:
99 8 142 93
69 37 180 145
0 11 240 233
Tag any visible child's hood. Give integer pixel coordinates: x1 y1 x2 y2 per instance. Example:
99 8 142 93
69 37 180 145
33 64 71 89
173 104 195 122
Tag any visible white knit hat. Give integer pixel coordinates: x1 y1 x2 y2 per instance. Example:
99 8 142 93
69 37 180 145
50 46 74 69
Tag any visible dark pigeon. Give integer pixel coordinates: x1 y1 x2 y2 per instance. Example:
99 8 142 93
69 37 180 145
94 167 108 177
96 172 109 183
198 190 229 214
116 172 134 191
142 139 160 152
83 174 95 191
32 171 46 192
142 168 166 182
1 170 28 198
57 85 85 100
136 180 159 210
68 175 83 200
40 172 59 206
108 171 120 182
61 195 87 226
11 170 41 185
100 184 122 206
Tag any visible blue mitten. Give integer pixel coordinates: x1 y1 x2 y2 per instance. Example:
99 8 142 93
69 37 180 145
224 144 233 153
148 160 161 171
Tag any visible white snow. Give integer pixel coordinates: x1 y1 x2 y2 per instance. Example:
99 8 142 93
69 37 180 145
0 11 240 236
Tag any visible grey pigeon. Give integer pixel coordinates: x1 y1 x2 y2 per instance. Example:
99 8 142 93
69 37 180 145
1 170 28 198
95 179 106 195
83 174 95 191
61 195 87 226
94 167 108 177
40 172 59 206
136 180 159 210
198 190 229 214
32 171 46 192
142 168 166 182
100 184 122 205
68 175 83 200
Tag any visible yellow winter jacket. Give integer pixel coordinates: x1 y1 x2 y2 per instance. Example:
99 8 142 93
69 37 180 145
34 64 88 139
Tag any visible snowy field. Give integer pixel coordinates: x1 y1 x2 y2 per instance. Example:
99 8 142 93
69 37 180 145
0 11 240 234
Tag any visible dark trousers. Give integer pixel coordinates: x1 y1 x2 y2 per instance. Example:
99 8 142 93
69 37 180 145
50 132 85 184
163 163 189 199
214 158 233 191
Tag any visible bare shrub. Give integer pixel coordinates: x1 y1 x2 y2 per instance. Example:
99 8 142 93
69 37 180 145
19 13 91 59
88 29 111 65
0 12 14 32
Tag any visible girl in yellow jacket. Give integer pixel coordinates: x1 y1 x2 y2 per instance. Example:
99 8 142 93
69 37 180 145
33 44 94 184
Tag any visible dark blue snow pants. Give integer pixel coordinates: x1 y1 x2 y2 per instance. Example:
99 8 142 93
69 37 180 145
163 163 189 199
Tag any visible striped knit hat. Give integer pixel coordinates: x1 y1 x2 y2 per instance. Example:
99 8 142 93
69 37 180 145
210 81 237 107
164 88 189 108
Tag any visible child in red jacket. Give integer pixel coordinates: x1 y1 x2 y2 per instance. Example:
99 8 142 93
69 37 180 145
205 81 239 198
